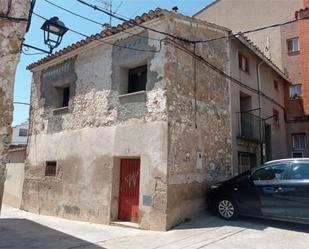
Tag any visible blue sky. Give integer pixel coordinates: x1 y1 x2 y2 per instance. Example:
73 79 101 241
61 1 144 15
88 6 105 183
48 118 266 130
13 0 213 125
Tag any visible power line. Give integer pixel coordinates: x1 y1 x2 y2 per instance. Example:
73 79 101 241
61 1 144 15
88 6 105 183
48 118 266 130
76 0 189 42
165 38 285 110
76 0 309 45
13 102 30 106
192 16 309 44
32 12 162 53
42 0 161 42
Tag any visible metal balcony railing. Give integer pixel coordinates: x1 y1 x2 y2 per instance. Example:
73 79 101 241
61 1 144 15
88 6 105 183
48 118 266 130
237 112 264 142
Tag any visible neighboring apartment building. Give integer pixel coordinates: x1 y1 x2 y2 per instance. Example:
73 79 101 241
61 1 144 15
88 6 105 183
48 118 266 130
22 8 288 230
11 121 29 146
194 0 309 159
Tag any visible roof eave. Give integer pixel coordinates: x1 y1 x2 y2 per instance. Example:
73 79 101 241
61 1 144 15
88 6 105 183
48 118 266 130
236 35 291 83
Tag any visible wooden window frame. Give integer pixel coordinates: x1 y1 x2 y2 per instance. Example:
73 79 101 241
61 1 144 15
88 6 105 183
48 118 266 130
287 37 300 55
238 52 250 74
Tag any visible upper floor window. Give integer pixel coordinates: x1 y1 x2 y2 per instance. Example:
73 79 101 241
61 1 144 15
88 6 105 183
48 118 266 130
128 65 147 93
238 53 249 74
19 128 28 137
292 133 306 150
287 38 300 54
62 87 70 107
273 80 279 91
289 84 302 99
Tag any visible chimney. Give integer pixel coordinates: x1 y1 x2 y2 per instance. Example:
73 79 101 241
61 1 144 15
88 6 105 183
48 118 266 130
172 6 178 13
102 23 111 31
297 6 309 114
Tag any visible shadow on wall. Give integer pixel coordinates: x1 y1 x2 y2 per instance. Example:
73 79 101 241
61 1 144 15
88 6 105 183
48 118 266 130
173 212 309 234
0 219 105 249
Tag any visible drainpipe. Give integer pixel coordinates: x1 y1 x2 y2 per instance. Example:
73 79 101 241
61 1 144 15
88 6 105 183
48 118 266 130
257 60 264 165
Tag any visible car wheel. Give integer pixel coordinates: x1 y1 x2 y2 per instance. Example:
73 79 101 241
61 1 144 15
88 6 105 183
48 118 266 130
216 198 239 220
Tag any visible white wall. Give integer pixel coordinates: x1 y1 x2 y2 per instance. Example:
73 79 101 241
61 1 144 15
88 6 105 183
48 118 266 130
3 163 25 208
11 122 28 145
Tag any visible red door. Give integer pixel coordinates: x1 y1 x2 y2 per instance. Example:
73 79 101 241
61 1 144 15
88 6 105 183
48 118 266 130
118 158 140 222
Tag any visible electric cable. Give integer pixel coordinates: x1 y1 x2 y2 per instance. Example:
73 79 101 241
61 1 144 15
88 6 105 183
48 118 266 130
42 0 162 42
32 12 162 53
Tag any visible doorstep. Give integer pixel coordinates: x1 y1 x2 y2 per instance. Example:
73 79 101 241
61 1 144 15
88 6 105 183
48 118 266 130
111 221 140 229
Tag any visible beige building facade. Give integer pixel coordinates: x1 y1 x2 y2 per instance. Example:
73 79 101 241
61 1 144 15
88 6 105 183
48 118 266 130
195 0 309 164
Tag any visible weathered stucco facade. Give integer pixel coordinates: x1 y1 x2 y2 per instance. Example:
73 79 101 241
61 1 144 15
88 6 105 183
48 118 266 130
22 8 290 230
22 10 232 230
0 0 30 210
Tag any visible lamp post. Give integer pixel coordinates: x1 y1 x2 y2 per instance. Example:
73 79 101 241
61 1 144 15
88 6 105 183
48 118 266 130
22 16 68 54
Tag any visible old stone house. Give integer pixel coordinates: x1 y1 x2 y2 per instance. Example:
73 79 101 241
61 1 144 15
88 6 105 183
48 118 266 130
194 0 309 160
22 9 289 230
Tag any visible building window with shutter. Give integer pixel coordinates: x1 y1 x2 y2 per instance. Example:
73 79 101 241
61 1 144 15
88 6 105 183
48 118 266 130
45 161 57 176
238 53 249 74
287 37 300 54
292 133 306 150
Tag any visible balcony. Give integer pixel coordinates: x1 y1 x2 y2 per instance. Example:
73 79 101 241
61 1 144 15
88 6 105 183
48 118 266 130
237 112 264 143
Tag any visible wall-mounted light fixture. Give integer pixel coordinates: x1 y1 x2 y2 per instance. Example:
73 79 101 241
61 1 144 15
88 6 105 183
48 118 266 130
22 16 68 54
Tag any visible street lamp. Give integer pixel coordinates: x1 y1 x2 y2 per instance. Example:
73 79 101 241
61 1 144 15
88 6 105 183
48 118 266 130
22 16 68 54
41 17 68 52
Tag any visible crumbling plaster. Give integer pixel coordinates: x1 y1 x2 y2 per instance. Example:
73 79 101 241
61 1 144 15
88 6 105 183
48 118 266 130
164 17 232 228
23 13 234 230
23 19 170 230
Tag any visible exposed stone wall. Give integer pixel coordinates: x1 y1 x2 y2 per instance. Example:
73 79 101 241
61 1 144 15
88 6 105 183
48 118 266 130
22 22 170 230
23 13 234 230
0 0 30 210
164 17 232 228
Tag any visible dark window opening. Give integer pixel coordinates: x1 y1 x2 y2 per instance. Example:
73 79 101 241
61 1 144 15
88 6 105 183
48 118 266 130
19 128 28 137
62 87 70 107
45 161 57 176
273 80 278 91
128 65 147 93
238 53 249 73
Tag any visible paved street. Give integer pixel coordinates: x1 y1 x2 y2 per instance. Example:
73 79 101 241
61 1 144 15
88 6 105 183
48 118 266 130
1 205 309 249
